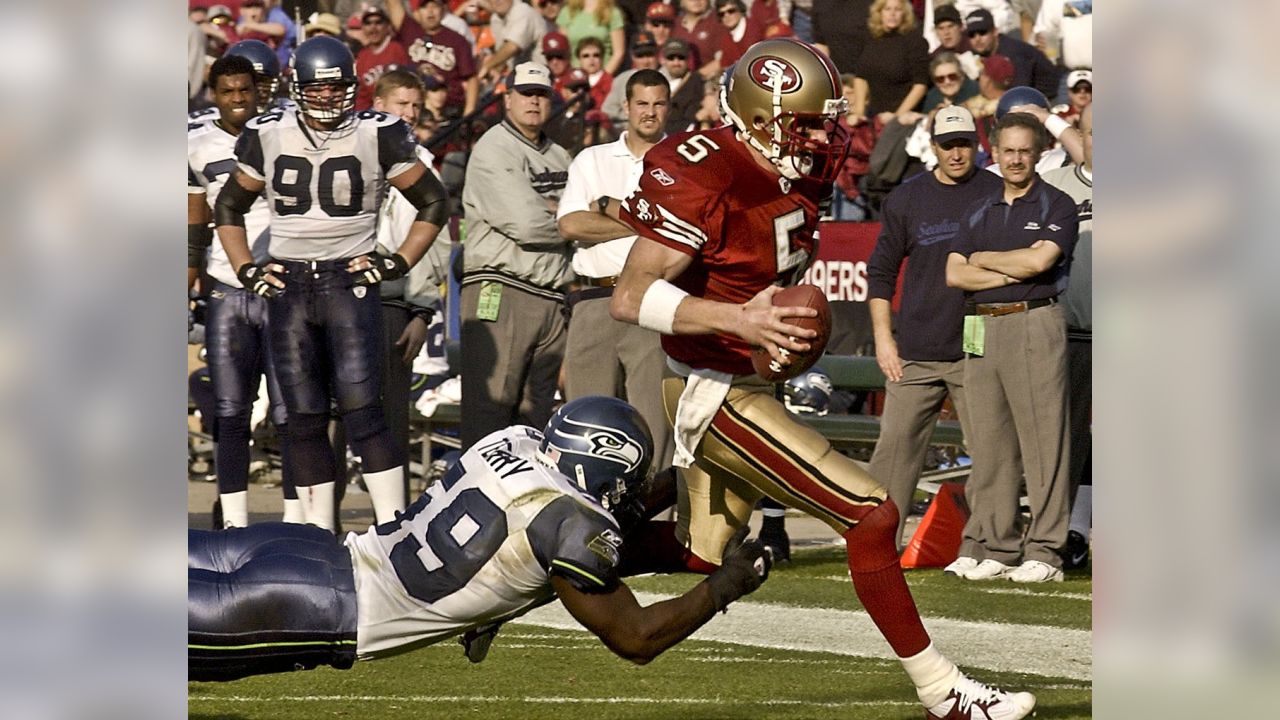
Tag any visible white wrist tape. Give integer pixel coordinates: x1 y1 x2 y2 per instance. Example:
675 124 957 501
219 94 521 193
1043 114 1071 140
637 279 688 334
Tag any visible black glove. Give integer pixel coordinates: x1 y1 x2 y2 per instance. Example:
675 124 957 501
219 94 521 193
237 263 283 298
704 539 772 612
352 253 410 286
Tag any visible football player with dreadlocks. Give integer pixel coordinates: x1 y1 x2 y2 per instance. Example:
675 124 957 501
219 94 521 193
215 36 449 531
188 397 772 681
611 38 1037 719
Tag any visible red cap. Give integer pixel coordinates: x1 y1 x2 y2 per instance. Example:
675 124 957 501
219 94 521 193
982 54 1014 87
542 31 570 58
646 2 676 21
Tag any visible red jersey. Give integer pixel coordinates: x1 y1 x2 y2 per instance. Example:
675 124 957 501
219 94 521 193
356 39 413 110
620 125 825 376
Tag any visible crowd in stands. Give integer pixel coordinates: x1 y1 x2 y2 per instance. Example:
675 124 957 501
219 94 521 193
187 0 1092 575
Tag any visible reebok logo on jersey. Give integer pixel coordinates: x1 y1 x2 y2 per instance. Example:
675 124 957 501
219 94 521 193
650 168 675 186
1023 221 1041 231
1048 223 1061 232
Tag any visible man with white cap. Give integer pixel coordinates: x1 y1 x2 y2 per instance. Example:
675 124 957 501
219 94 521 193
867 105 1005 551
460 62 573 448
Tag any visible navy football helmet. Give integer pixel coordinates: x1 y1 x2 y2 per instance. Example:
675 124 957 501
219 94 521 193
226 40 281 113
783 367 833 416
995 86 1050 121
289 36 358 123
539 397 654 514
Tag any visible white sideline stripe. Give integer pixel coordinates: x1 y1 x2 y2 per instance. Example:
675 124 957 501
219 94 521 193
194 695 917 709
513 592 1093 681
818 574 1094 601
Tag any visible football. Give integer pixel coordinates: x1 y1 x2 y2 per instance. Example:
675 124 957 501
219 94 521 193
750 284 831 382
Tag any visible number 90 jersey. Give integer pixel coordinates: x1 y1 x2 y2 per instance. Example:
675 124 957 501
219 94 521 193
234 108 419 261
345 426 624 659
619 124 827 376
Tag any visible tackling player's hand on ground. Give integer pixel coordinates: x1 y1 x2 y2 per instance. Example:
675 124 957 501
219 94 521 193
740 285 817 367
705 539 773 611
348 253 410 286
236 262 287 298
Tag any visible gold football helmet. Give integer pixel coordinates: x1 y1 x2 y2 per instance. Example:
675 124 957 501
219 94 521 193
720 38 850 182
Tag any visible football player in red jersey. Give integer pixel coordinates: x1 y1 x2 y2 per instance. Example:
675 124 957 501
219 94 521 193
610 38 1038 720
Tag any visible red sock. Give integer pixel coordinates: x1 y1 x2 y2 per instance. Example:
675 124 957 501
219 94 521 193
842 500 930 657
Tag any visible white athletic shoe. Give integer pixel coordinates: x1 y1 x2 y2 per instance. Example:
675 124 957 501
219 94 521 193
1008 559 1064 583
925 674 1037 719
943 556 979 578
965 559 1014 580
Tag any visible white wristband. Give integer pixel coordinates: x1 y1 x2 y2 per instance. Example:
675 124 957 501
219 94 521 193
1043 114 1071 140
637 279 688 334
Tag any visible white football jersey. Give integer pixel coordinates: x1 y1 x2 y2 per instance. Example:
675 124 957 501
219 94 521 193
235 107 419 261
346 426 624 658
187 121 272 287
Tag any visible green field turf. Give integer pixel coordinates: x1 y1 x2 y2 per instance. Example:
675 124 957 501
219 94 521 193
189 547 1092 719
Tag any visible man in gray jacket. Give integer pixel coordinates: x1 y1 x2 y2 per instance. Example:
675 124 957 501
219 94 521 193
461 62 573 448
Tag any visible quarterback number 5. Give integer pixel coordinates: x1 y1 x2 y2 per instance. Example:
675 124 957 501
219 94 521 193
675 135 721 163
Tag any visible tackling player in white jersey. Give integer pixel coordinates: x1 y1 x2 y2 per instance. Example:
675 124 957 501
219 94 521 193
189 397 773 681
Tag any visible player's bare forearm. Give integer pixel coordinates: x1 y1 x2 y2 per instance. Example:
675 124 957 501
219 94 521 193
557 210 632 244
396 221 441 267
217 225 254 273
552 576 718 665
946 252 1012 291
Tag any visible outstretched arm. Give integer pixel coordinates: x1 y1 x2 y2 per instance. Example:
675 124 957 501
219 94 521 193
553 540 771 665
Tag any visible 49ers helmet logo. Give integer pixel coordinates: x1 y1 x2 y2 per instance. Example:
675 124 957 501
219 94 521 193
748 56 802 93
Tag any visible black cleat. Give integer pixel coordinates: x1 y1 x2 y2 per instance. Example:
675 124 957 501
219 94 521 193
1062 530 1090 570
460 622 502 663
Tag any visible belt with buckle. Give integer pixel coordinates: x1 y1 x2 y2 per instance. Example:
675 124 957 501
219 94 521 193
968 297 1057 317
579 275 619 288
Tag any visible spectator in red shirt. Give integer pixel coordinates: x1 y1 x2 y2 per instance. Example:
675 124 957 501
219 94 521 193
643 2 676 47
673 0 728 79
356 6 412 110
713 0 763 68
541 31 575 83
387 0 480 115
575 36 614 111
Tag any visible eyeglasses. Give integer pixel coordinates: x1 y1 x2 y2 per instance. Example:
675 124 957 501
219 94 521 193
647 19 673 27
717 8 739 16
966 29 991 37
633 49 656 58
1069 84 1093 93
665 54 687 61
933 72 962 84
579 52 601 59
364 18 387 26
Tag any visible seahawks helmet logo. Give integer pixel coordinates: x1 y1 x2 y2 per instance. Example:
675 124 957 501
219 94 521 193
748 56 802 94
586 430 644 472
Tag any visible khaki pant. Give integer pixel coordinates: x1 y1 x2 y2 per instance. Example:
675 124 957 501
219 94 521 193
867 359 967 549
460 282 565 449
564 296 674 470
663 377 887 565
960 304 1070 567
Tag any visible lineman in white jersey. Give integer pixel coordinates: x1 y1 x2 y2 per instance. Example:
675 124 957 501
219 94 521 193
188 397 773 681
189 54 299 527
215 36 450 531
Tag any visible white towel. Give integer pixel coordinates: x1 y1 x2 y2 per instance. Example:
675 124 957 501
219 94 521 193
667 357 733 468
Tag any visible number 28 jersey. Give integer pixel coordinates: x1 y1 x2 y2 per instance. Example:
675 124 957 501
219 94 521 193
620 124 827 376
345 426 624 658
233 108 419 261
